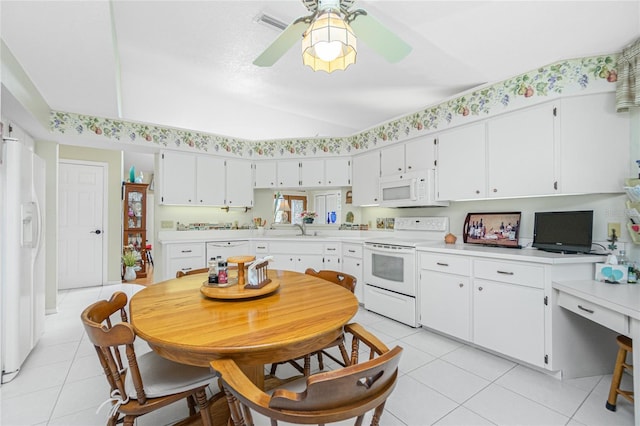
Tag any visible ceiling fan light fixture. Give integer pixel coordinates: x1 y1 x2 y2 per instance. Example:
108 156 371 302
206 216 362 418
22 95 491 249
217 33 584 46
302 10 357 73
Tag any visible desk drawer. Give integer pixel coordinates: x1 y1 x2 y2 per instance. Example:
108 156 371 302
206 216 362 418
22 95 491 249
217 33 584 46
557 291 629 335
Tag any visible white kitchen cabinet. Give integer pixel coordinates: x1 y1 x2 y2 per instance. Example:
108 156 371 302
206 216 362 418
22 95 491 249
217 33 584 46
436 122 486 200
226 159 253 207
267 241 324 273
419 253 471 341
254 161 277 188
195 155 225 205
381 138 435 178
380 144 405 176
206 240 250 263
325 157 351 187
277 161 300 188
487 101 556 198
300 159 325 187
352 150 380 206
162 242 206 282
473 278 545 367
559 92 630 194
341 243 363 303
159 151 197 205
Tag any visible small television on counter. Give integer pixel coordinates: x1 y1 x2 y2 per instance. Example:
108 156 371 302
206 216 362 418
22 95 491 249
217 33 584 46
463 212 521 248
532 210 593 254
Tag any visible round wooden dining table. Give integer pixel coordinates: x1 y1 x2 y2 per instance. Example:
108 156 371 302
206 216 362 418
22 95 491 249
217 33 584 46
129 269 359 389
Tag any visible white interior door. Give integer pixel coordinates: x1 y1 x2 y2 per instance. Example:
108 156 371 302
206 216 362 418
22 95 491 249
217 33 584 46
58 161 106 289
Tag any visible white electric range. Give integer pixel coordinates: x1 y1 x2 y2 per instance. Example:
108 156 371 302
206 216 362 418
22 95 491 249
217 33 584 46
363 217 449 327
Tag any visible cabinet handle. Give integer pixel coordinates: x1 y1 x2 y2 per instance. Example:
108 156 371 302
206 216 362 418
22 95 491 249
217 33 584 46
181 250 193 253
257 246 266 249
182 267 192 271
398 167 402 171
348 249 356 253
328 180 332 184
493 188 498 193
327 248 336 251
436 262 449 267
497 270 514 275
356 263 360 266
475 190 480 194
478 286 483 291
408 165 412 169
578 305 594 314
459 283 464 288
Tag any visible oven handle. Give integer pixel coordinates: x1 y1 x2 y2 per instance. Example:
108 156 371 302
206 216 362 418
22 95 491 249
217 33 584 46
365 245 414 255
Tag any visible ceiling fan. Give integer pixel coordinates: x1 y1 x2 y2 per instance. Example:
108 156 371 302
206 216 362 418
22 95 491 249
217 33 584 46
253 0 412 71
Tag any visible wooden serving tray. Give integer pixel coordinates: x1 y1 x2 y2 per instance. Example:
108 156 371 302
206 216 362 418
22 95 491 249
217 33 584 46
200 279 279 300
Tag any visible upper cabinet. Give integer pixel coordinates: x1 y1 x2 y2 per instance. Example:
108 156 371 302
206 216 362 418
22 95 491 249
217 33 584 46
486 102 556 198
352 150 381 206
437 122 487 201
277 161 301 188
254 161 277 189
300 159 325 187
325 157 351 187
436 92 629 201
558 92 630 194
159 151 252 207
380 138 435 177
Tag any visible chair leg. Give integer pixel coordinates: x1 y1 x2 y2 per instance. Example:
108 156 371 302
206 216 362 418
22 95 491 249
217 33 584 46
606 336 633 411
269 362 279 376
338 341 350 366
224 387 247 426
370 403 386 426
317 351 325 371
194 388 213 425
187 394 196 415
304 355 312 376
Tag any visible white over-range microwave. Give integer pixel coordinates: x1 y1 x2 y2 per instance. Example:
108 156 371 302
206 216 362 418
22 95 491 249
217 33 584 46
379 169 449 207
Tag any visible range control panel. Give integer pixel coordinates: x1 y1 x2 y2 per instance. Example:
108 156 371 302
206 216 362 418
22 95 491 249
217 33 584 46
394 217 449 232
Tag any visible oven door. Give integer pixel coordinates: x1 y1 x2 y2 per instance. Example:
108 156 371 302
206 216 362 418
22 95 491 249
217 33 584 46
363 243 416 296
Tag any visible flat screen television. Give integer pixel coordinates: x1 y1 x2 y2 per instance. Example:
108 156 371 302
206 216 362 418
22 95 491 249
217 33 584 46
463 212 521 248
532 210 593 254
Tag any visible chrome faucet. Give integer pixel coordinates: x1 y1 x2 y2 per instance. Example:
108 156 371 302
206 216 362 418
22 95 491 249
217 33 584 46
293 223 307 236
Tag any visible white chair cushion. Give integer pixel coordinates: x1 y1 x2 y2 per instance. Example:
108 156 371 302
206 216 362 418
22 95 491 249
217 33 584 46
125 350 216 399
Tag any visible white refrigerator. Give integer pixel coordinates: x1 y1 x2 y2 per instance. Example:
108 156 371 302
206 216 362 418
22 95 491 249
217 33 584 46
0 128 46 383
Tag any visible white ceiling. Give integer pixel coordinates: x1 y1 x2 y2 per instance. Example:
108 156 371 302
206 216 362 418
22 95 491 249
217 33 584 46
1 1 639 142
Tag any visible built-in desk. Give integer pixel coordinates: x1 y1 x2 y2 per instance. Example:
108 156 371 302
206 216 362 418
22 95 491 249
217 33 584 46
553 280 640 425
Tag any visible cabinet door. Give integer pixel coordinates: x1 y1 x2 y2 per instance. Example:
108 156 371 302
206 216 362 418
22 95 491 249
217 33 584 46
196 156 225 205
300 159 325 187
299 254 324 273
277 161 300 187
405 138 436 172
380 144 405 176
226 159 253 207
473 279 545 367
559 93 630 194
420 270 470 341
323 255 340 269
352 151 380 206
437 123 486 200
342 255 363 303
325 158 351 186
160 151 196 205
487 102 556 198
254 161 277 188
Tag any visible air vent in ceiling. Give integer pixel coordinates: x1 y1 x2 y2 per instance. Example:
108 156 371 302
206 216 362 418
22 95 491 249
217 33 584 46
255 13 287 31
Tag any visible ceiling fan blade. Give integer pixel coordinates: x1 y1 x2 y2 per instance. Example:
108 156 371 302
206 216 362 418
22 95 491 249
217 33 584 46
348 11 412 63
253 17 312 67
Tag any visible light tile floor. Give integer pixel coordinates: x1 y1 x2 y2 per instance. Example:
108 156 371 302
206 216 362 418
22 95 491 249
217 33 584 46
0 283 635 426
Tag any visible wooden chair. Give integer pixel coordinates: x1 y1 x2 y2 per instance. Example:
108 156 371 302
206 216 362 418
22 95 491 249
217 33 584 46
81 291 223 426
212 323 402 426
176 267 209 278
269 268 357 377
606 335 634 411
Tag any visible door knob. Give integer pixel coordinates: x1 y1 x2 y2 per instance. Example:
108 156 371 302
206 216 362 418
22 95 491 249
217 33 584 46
91 229 102 235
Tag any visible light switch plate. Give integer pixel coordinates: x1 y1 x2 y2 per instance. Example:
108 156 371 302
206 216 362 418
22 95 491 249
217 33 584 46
161 220 174 229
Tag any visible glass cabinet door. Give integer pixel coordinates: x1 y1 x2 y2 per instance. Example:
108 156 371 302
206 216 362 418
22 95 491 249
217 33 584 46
124 183 147 230
123 183 149 278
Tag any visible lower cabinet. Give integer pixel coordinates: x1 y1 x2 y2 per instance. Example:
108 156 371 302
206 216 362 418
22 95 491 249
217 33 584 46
418 249 603 372
342 243 363 303
473 279 544 367
162 242 206 281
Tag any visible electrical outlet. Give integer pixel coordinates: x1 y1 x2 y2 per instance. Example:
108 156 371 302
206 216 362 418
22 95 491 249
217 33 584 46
161 220 174 229
608 222 621 239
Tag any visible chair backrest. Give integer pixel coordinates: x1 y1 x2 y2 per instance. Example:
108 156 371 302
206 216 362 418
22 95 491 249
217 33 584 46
80 291 149 404
212 323 402 425
176 267 209 278
305 268 356 293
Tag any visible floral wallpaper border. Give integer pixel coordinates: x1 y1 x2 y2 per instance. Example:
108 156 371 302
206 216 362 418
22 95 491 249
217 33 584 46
50 54 618 158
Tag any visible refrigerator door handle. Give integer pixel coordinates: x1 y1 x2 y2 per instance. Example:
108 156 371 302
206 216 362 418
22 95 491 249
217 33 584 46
34 199 43 256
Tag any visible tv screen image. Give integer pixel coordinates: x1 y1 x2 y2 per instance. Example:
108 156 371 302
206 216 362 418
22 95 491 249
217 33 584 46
532 210 594 254
463 212 521 248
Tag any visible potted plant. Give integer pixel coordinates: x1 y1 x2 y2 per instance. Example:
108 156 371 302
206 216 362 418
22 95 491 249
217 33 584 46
122 251 138 281
300 211 317 224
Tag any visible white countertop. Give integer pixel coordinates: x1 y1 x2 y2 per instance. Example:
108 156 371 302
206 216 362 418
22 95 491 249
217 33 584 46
157 229 375 244
553 280 640 320
417 242 607 265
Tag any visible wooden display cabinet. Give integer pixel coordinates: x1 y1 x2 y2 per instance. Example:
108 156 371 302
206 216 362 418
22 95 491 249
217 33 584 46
123 182 149 278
